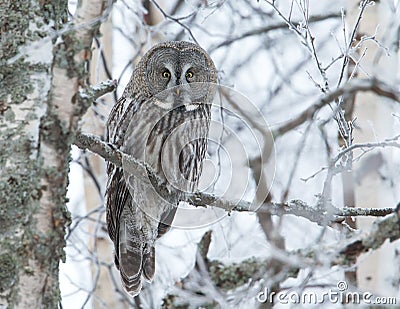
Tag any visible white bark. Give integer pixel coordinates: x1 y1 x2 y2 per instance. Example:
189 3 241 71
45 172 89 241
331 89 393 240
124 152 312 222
0 0 108 307
345 0 400 295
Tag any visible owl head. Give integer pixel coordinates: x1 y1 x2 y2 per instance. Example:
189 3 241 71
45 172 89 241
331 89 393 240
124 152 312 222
131 41 217 110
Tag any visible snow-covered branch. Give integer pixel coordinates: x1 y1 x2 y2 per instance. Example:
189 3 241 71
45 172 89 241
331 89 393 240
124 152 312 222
164 211 400 306
74 132 395 224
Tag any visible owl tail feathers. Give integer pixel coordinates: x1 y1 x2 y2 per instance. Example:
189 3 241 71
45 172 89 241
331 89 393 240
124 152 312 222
117 245 155 297
118 224 143 297
142 246 155 281
119 250 142 297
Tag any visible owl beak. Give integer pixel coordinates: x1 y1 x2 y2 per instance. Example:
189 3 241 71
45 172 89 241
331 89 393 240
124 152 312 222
175 88 181 96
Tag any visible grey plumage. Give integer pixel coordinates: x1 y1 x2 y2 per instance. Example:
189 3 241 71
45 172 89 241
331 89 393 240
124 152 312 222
106 41 217 296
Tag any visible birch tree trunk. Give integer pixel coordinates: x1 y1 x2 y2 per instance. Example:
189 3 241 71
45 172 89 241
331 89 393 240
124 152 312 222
346 0 399 295
0 0 107 307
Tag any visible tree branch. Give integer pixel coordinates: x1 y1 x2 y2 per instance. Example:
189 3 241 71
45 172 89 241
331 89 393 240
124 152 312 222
186 212 400 293
338 213 400 264
73 132 395 225
209 13 341 52
78 79 117 104
274 78 400 138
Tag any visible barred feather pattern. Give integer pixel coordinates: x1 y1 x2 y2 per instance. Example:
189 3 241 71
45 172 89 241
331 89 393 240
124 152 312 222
106 41 216 297
106 86 212 297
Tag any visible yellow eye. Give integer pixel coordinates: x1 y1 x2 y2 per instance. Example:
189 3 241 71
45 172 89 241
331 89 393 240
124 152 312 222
162 71 170 78
186 71 194 79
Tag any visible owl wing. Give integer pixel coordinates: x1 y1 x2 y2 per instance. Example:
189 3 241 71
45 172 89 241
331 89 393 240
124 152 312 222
106 95 131 243
106 94 141 235
106 96 145 296
157 206 177 239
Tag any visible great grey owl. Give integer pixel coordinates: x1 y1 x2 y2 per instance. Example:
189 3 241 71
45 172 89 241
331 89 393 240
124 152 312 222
106 41 217 296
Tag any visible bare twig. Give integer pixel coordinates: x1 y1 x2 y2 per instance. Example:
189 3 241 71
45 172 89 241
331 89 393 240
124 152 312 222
274 78 400 138
149 0 199 44
209 12 340 52
337 0 371 87
333 135 400 163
